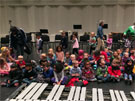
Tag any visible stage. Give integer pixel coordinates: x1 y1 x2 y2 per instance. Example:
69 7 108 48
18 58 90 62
1 78 135 100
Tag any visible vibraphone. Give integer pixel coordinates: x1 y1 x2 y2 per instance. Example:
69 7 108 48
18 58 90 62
7 83 135 101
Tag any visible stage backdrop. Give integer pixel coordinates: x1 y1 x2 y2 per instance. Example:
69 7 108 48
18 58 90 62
0 0 135 41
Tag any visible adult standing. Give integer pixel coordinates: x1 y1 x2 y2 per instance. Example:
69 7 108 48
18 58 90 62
124 22 135 48
60 31 68 51
9 26 27 57
96 20 104 51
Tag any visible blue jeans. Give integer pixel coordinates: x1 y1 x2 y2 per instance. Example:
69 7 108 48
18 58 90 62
51 76 67 85
97 74 110 82
7 80 19 87
22 78 36 85
124 73 132 80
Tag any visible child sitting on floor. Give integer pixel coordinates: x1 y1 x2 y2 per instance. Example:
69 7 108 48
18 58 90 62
108 59 121 82
39 53 47 62
96 58 110 83
36 59 48 72
16 55 26 70
22 63 37 85
68 54 76 66
64 51 70 64
6 63 22 87
70 60 81 78
122 52 130 66
47 52 56 67
56 46 64 63
0 58 10 76
66 60 88 87
37 62 53 83
51 63 67 85
124 59 134 84
47 48 57 61
80 52 95 69
82 60 96 81
77 49 84 64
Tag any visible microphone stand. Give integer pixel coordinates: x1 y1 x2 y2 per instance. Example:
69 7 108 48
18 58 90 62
8 20 12 48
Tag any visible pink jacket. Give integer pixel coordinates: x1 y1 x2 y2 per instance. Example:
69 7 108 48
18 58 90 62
77 50 84 64
56 51 64 62
73 38 79 48
0 63 10 75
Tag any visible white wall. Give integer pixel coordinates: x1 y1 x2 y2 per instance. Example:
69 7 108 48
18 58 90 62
0 0 135 41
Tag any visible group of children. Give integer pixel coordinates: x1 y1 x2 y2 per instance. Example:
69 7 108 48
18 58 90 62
0 46 135 87
0 32 135 87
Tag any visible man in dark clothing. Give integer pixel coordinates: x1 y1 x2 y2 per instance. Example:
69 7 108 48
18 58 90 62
96 20 104 50
60 31 68 50
9 26 27 57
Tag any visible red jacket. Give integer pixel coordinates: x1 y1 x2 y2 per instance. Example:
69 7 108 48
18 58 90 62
65 77 88 87
108 66 121 77
93 51 109 62
16 60 26 67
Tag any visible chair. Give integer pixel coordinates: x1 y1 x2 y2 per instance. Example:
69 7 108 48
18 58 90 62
112 33 121 50
41 35 50 52
1 37 9 44
80 36 88 42
1 37 9 47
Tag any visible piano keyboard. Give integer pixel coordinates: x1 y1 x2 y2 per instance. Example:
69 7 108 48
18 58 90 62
7 83 135 101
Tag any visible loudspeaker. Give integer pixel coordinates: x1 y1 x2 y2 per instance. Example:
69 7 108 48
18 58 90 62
73 25 82 29
40 29 48 33
103 24 108 29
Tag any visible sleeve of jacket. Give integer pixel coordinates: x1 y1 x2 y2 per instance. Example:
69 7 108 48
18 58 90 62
20 29 27 44
124 27 130 35
96 67 101 76
108 66 113 76
38 40 43 50
9 34 14 48
97 27 103 39
116 69 121 76
43 69 53 78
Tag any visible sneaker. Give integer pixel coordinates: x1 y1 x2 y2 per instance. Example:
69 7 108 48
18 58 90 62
0 82 7 87
128 80 132 85
14 83 19 87
112 78 116 82
90 78 97 82
97 80 103 83
116 78 120 82
125 79 128 84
